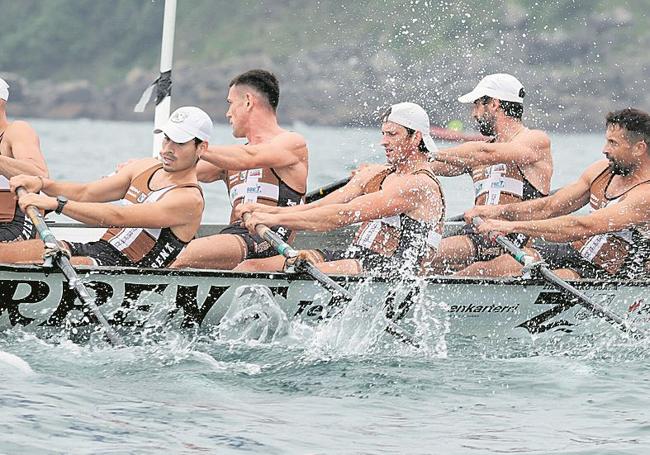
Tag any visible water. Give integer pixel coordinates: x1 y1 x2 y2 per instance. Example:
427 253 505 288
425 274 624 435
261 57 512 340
3 119 648 454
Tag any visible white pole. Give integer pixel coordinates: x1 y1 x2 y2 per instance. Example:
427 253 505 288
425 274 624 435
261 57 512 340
152 0 177 156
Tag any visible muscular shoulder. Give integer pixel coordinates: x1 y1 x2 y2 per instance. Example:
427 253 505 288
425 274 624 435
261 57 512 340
5 120 38 140
6 120 36 133
350 163 390 187
385 170 440 196
175 185 204 204
517 128 551 151
580 159 610 183
162 185 204 212
120 157 160 175
272 130 307 152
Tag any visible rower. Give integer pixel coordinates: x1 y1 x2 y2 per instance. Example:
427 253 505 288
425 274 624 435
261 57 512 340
0 106 211 268
428 73 553 275
0 76 49 242
466 108 650 279
234 102 445 277
171 69 309 270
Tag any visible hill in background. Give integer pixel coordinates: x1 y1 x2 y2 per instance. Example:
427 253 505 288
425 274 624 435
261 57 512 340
1 0 648 131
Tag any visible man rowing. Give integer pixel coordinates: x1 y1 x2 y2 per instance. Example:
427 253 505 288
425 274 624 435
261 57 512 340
0 106 211 267
171 69 309 270
427 73 553 275
0 76 49 242
467 108 650 279
234 102 445 277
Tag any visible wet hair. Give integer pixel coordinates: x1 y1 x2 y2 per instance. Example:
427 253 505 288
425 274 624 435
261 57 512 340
606 108 650 148
477 96 524 119
229 69 280 111
379 106 427 153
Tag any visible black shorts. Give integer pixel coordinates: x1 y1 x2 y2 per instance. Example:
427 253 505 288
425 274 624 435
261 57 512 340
462 224 529 262
533 240 607 279
220 222 292 260
0 206 36 243
65 240 132 267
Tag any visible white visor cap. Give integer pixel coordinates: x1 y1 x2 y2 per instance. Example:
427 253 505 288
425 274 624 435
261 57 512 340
384 102 438 154
154 106 213 143
458 73 525 104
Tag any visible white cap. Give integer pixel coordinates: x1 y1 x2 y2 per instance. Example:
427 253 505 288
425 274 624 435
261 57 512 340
154 106 213 143
384 102 438 154
458 73 525 104
0 77 8 101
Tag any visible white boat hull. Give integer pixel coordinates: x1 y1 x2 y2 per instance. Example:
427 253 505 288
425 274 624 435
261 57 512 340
1 263 647 339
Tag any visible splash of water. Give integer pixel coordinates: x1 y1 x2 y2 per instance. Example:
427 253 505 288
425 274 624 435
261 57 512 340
299 278 449 359
218 285 289 344
0 350 34 375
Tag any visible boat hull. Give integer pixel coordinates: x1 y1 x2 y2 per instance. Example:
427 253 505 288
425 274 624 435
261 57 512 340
1 264 647 339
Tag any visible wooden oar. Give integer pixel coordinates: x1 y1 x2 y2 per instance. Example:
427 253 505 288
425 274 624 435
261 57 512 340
243 213 419 346
16 187 124 346
472 217 644 337
305 177 350 203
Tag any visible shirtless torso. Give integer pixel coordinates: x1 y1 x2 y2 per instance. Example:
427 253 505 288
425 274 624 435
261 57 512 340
466 109 650 279
233 103 446 276
172 70 308 270
0 106 211 267
430 123 552 272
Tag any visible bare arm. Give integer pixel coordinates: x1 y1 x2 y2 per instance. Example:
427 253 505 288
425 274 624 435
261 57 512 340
465 160 608 222
18 187 203 229
233 164 384 219
0 121 48 177
435 131 549 169
428 158 467 177
244 173 433 232
196 160 225 183
476 185 650 242
201 131 307 171
10 158 156 203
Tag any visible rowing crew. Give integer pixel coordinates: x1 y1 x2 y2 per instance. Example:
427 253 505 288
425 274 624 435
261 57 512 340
0 70 649 280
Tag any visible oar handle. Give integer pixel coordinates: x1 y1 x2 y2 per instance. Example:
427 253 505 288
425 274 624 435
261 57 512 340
246 216 299 259
16 187 58 247
472 217 534 267
242 213 352 298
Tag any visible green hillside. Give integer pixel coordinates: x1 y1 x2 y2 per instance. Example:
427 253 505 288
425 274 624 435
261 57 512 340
1 0 645 82
1 0 648 129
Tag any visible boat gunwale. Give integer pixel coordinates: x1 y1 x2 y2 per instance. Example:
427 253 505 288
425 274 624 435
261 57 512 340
1 263 648 288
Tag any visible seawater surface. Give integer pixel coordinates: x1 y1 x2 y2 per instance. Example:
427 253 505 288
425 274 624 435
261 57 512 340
2 119 648 454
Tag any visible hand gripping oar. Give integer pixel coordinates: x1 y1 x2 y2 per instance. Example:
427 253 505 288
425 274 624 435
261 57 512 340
305 177 351 204
472 217 645 337
243 214 419 346
16 187 124 346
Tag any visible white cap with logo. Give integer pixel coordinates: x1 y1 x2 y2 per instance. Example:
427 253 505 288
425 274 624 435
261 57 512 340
154 106 213 143
0 77 9 101
458 73 525 104
384 102 438 154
